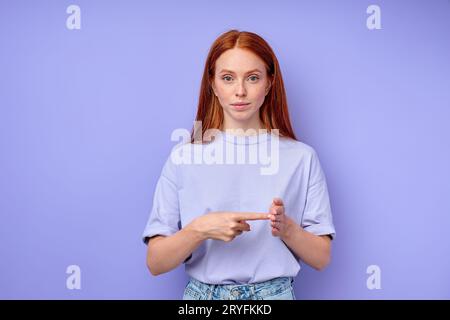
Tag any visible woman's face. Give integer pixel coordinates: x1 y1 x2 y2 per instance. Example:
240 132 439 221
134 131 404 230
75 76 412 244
212 48 272 131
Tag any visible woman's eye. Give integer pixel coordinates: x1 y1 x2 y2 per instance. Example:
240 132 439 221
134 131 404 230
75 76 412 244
222 75 259 82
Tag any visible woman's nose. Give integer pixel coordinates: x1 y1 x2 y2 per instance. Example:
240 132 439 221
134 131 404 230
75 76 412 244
235 82 247 96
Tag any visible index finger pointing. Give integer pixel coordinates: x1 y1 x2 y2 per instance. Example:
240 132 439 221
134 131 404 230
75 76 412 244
233 212 270 221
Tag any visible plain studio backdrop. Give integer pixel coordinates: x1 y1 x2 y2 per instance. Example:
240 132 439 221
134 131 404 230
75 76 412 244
0 0 449 299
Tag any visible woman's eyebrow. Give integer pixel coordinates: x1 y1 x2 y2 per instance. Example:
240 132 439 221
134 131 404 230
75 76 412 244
218 69 263 75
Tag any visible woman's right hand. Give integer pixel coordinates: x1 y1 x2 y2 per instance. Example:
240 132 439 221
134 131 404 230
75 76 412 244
187 211 270 242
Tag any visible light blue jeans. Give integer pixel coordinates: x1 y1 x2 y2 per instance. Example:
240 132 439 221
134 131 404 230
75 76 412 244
182 277 296 300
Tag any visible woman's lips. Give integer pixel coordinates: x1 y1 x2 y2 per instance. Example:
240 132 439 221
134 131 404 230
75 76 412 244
231 103 250 110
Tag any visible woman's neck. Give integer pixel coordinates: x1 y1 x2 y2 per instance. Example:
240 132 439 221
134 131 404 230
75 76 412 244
222 119 264 136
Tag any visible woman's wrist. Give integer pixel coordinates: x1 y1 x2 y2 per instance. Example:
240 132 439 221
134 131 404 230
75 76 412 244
185 218 208 242
281 217 300 241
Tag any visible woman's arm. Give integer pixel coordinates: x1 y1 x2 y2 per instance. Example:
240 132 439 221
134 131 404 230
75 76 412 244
281 217 332 271
146 211 265 276
146 226 205 276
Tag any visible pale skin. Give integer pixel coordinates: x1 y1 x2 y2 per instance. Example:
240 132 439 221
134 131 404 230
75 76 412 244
146 47 331 276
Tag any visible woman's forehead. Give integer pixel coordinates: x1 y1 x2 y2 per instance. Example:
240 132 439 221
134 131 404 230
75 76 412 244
215 49 266 73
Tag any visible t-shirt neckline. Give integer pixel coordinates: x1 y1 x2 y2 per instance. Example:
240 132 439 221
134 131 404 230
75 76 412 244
219 130 272 145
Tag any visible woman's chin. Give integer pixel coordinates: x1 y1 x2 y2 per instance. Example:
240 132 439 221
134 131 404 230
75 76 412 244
227 108 256 117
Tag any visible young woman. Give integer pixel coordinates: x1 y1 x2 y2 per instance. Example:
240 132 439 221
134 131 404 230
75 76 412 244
142 30 336 300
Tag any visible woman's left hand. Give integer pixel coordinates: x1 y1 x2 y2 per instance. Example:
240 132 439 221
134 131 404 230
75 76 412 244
268 197 292 238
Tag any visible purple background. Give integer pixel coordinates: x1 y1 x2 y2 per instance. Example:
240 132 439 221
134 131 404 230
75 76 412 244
1 0 449 299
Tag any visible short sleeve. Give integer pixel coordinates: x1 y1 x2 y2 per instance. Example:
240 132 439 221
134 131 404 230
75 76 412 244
142 156 181 244
301 149 336 239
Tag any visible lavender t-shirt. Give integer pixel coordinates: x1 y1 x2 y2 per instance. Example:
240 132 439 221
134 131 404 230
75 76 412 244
142 130 336 285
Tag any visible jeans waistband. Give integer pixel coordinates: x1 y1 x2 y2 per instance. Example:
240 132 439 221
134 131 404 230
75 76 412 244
188 276 293 293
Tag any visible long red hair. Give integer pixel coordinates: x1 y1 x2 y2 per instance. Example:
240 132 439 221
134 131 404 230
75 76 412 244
191 29 297 143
